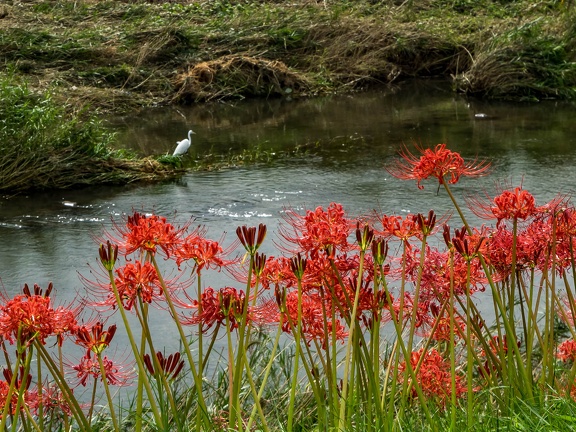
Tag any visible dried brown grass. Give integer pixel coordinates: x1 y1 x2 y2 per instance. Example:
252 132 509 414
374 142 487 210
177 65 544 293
172 55 310 102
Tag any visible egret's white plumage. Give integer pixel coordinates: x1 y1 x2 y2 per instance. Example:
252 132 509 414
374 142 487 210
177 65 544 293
173 129 195 156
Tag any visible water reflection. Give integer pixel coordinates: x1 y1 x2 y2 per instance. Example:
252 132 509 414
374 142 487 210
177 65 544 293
110 79 576 171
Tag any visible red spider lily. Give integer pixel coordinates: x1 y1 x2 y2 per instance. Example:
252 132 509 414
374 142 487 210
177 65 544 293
281 290 347 348
417 303 466 342
72 352 132 387
450 226 486 260
175 230 233 273
387 143 490 190
106 211 186 258
356 223 374 251
143 351 185 380
555 207 576 238
0 293 77 345
557 297 576 328
3 367 32 392
491 187 537 223
371 237 389 266
483 335 520 357
280 203 354 255
179 287 247 331
557 339 576 362
468 187 539 228
484 222 551 279
26 382 72 416
75 322 117 355
332 277 379 326
253 252 267 278
52 305 80 347
0 380 22 416
113 260 163 310
398 347 468 407
259 256 297 291
403 246 486 303
391 293 430 328
377 214 421 243
290 253 307 280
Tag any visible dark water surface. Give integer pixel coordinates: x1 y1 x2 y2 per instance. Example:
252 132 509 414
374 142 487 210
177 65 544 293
1 79 576 356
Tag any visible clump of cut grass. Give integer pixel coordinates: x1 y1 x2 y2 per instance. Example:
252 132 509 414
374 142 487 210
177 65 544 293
172 55 310 102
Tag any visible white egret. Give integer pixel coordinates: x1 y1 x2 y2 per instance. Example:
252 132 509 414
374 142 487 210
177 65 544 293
173 129 195 156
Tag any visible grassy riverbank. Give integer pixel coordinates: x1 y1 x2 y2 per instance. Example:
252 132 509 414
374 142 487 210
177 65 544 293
2 0 576 114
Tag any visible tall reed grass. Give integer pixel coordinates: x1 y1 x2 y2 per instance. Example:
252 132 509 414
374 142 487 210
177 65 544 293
2 143 576 431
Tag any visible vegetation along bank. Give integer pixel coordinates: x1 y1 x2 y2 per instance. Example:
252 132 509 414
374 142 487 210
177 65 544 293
1 0 575 194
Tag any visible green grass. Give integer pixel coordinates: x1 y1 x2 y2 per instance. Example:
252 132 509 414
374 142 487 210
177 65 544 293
0 74 182 194
2 0 575 112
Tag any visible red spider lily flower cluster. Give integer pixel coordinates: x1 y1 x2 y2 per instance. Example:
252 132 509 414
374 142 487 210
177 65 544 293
398 347 468 407
417 303 467 343
105 211 188 258
72 352 132 387
175 232 230 273
281 203 353 255
468 186 544 227
270 204 395 347
557 339 576 362
0 286 78 346
403 245 486 304
0 372 29 416
113 261 163 310
387 143 490 189
26 382 72 417
281 290 348 348
180 287 247 331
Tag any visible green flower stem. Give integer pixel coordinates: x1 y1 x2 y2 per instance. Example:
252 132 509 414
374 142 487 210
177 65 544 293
224 314 235 430
202 321 221 371
135 296 183 432
241 349 270 432
0 334 23 431
246 320 283 430
35 349 43 431
282 297 325 431
87 375 98 427
96 353 120 432
465 262 474 428
56 343 70 432
325 256 381 416
34 341 91 432
407 234 429 353
105 267 164 429
379 267 435 429
21 403 41 432
11 344 34 432
150 255 210 429
288 277 303 432
442 181 533 400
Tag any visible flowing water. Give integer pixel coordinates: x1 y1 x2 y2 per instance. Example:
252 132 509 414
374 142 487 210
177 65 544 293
1 78 576 365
